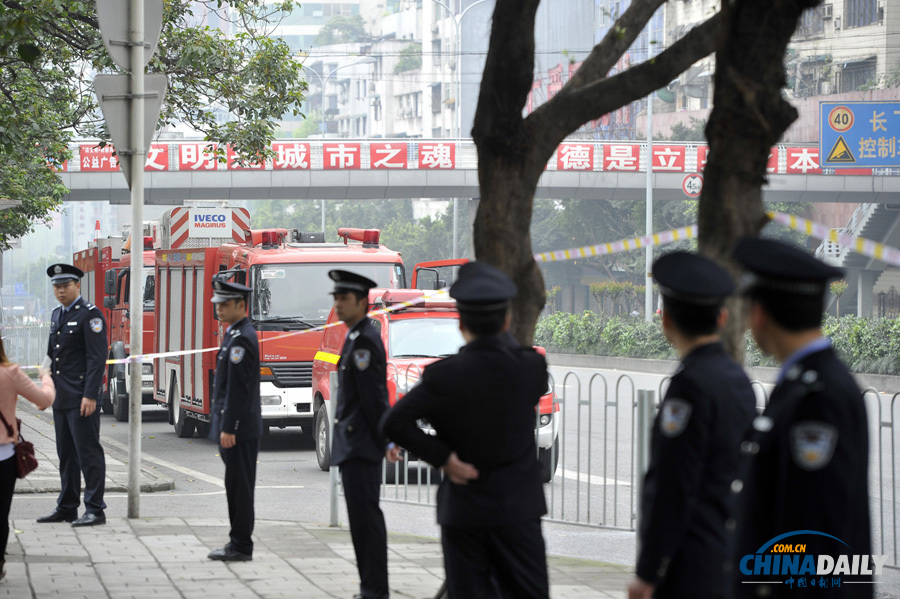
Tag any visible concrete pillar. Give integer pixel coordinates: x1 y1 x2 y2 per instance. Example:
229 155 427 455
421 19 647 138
857 270 877 317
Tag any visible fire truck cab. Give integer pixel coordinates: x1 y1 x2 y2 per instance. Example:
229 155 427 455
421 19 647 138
154 210 406 440
311 287 560 482
101 232 157 422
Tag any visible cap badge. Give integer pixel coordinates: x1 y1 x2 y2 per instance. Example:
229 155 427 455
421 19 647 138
54 265 61 274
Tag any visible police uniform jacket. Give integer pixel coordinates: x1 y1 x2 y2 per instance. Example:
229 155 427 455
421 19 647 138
331 317 389 466
47 297 107 410
381 332 548 528
637 342 756 597
210 317 262 442
736 346 871 598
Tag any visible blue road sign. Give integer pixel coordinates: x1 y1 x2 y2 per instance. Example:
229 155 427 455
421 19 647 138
14 283 25 296
820 101 900 168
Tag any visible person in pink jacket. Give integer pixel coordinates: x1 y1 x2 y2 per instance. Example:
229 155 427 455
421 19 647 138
0 338 54 581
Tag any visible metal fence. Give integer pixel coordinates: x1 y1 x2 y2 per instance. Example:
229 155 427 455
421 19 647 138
353 369 900 571
1 323 50 368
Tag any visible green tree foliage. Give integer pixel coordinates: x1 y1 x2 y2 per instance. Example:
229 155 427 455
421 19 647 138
394 43 422 74
0 0 307 247
659 116 707 142
315 15 368 45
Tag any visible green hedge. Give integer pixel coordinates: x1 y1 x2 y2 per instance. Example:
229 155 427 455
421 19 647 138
535 312 900 375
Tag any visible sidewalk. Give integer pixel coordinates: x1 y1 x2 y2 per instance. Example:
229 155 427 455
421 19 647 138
8 408 632 598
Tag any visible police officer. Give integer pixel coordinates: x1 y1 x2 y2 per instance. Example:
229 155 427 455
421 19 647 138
207 279 262 562
629 252 756 599
37 264 108 527
329 269 399 599
381 261 550 599
733 238 871 598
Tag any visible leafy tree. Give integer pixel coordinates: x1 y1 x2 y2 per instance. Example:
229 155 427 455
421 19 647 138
659 117 707 142
831 279 848 316
472 0 814 350
394 43 422 74
315 15 368 45
0 0 307 245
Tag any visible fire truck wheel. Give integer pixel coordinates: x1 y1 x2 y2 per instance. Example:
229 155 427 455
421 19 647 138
195 421 211 439
315 405 330 471
171 381 196 438
112 389 129 422
538 437 559 483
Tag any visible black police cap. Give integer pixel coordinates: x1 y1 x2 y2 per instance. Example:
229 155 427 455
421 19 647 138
449 261 517 312
733 237 843 296
211 279 252 304
652 251 735 306
328 269 377 296
47 263 84 284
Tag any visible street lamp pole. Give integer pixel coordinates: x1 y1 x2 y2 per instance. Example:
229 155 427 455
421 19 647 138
432 0 488 259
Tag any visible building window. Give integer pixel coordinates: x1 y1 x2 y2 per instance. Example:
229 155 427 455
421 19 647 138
840 57 876 91
844 0 878 28
431 84 442 114
796 6 826 37
432 39 441 67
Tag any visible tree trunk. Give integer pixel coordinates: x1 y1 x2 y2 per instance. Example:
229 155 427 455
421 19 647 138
699 0 820 360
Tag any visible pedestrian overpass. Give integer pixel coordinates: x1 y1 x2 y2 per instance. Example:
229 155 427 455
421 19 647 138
59 139 900 204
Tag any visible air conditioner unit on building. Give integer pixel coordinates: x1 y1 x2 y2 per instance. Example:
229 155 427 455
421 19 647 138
822 3 833 18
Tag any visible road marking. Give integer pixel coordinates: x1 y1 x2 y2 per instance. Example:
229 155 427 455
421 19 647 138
560 468 631 487
102 437 225 488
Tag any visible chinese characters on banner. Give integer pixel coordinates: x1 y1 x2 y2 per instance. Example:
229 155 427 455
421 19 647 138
178 143 218 171
324 143 361 169
652 145 686 171
272 142 311 170
227 146 266 170
371 143 408 169
786 147 822 174
80 145 119 172
145 144 169 171
604 145 641 171
557 144 594 170
419 143 455 169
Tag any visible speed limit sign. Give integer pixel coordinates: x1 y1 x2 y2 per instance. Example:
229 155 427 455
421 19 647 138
682 173 703 197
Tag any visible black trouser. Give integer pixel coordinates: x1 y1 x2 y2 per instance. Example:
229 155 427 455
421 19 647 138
54 407 106 515
441 518 549 599
220 438 259 555
0 455 16 557
341 459 388 599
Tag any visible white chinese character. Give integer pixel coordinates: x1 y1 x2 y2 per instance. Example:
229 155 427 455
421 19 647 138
766 151 777 173
146 146 166 170
789 149 820 173
605 145 638 171
108 153 118 169
91 157 100 168
653 147 683 171
181 144 215 170
275 144 309 168
327 144 357 168
421 144 453 168
560 145 592 170
871 111 887 133
373 145 405 168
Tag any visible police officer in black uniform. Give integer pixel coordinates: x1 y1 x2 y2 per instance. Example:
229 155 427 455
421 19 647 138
733 238 871 598
36 264 108 527
206 279 262 562
629 252 756 599
329 269 400 599
382 261 550 599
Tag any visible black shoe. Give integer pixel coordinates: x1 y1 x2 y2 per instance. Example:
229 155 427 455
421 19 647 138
36 510 77 523
207 547 252 562
71 513 106 527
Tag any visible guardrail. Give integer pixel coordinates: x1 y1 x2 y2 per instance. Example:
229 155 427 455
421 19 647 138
1 323 50 369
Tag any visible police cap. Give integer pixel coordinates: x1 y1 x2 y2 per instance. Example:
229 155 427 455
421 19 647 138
211 279 252 304
328 269 377 296
652 251 735 306
47 263 84 284
449 261 517 312
733 237 843 296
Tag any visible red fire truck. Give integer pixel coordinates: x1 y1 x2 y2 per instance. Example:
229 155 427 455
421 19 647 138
73 235 123 414
153 207 407 440
311 287 561 482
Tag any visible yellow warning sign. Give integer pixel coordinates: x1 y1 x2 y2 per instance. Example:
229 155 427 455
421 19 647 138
827 136 856 163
